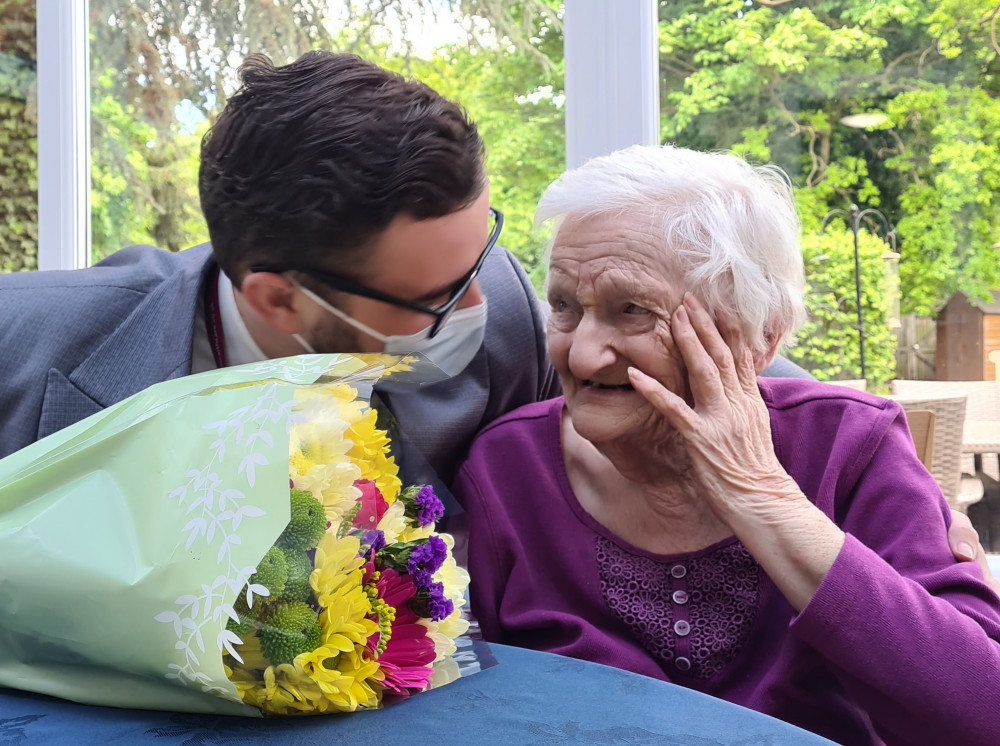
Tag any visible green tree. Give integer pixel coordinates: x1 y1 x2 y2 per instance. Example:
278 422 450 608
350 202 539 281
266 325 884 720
389 20 564 286
0 0 36 272
786 227 897 392
659 0 1000 379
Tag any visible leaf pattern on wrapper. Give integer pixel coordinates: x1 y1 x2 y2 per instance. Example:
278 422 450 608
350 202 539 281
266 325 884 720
154 377 297 699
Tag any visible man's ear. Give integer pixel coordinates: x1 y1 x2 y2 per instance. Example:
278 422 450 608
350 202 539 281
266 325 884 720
752 331 783 375
238 272 306 335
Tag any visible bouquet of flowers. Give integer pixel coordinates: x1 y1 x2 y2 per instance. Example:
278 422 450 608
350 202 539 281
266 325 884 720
0 354 483 717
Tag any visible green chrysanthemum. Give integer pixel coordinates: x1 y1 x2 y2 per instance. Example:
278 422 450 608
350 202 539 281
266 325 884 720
280 547 315 603
259 600 323 665
250 546 288 597
277 489 328 551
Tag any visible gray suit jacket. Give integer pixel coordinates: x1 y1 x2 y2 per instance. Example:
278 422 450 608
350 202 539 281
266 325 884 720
0 243 559 485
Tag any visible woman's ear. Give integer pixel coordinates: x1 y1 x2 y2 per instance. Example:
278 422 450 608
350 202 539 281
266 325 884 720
752 332 783 375
237 272 307 335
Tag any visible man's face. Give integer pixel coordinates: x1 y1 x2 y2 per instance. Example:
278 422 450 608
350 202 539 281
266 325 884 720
304 189 492 353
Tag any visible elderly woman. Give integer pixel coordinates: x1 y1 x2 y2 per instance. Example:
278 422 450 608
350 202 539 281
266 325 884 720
452 145 1000 745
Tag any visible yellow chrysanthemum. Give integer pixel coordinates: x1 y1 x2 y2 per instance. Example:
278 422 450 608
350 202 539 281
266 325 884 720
396 520 434 544
311 533 378 648
288 399 366 523
229 634 270 670
288 409 351 477
375 500 406 545
346 407 402 500
435 534 471 607
312 534 364 599
316 647 383 712
261 663 322 714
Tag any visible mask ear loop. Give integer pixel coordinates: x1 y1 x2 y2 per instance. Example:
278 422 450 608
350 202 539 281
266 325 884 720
292 333 316 354
288 278 391 347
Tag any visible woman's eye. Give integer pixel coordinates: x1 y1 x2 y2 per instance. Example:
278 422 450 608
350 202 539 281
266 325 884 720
551 299 569 313
624 303 648 315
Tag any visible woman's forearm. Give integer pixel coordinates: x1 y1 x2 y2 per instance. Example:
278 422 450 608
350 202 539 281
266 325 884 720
721 479 845 612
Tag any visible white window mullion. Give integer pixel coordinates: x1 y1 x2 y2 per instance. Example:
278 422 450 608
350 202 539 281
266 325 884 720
36 0 90 271
563 0 660 170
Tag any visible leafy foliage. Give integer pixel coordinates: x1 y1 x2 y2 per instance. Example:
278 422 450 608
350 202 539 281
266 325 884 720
786 228 897 392
659 0 1000 379
0 0 37 272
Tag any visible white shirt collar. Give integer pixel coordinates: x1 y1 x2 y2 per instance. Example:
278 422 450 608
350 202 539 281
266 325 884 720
218 270 267 366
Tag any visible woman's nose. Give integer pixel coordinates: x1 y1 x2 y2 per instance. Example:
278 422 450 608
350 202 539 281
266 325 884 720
567 316 618 378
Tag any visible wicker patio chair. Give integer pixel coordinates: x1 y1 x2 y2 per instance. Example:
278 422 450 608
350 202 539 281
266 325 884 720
891 379 1000 421
887 394 984 513
837 379 868 392
903 409 935 470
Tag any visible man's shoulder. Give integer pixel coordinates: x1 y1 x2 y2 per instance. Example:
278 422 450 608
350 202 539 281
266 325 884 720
0 242 213 375
474 247 560 397
478 247 539 312
0 243 212 295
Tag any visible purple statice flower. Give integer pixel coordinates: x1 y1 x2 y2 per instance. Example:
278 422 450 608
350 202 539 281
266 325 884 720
406 536 448 590
362 529 386 555
410 567 434 590
407 536 447 574
413 485 445 527
426 582 454 622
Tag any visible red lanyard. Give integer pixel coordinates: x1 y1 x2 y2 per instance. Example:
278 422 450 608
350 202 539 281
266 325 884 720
204 265 227 368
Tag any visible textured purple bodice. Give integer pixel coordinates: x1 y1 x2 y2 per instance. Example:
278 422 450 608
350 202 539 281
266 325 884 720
596 536 759 679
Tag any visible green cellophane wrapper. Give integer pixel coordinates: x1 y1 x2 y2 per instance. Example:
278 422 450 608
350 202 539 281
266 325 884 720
0 354 425 716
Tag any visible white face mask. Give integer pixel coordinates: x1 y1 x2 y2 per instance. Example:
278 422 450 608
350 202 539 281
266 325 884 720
292 283 488 378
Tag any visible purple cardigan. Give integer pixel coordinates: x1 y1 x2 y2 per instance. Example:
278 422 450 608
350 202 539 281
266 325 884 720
453 379 1000 746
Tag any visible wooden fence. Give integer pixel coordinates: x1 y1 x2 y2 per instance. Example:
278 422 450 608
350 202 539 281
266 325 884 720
896 314 937 380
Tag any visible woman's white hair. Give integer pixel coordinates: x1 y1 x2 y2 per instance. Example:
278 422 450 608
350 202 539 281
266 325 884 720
535 144 806 353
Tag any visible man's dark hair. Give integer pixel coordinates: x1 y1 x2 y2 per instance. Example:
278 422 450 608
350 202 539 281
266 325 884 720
199 51 486 282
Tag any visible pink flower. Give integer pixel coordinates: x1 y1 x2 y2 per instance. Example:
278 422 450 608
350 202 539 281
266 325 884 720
352 480 388 530
368 568 435 695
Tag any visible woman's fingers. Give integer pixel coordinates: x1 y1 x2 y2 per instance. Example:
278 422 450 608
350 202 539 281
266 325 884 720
674 294 747 409
669 303 721 408
715 308 760 396
628 366 699 433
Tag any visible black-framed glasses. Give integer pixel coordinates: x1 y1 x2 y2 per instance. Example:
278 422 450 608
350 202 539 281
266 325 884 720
250 207 503 339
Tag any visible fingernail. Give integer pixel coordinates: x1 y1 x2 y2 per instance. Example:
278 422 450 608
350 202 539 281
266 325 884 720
627 366 648 381
958 542 976 560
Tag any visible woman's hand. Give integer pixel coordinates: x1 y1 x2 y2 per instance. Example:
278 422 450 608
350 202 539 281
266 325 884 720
627 293 844 611
626 292 795 520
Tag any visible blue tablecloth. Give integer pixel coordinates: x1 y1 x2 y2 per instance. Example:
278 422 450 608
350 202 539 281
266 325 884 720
0 643 836 745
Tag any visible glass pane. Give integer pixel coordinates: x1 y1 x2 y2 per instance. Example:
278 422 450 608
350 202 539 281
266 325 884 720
658 2 1000 392
88 1 564 288
0 0 37 272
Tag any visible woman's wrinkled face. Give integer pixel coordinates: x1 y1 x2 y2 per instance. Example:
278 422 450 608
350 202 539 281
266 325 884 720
546 210 691 446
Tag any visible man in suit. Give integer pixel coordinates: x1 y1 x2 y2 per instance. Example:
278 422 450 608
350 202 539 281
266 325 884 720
0 51 558 487
0 51 991 581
